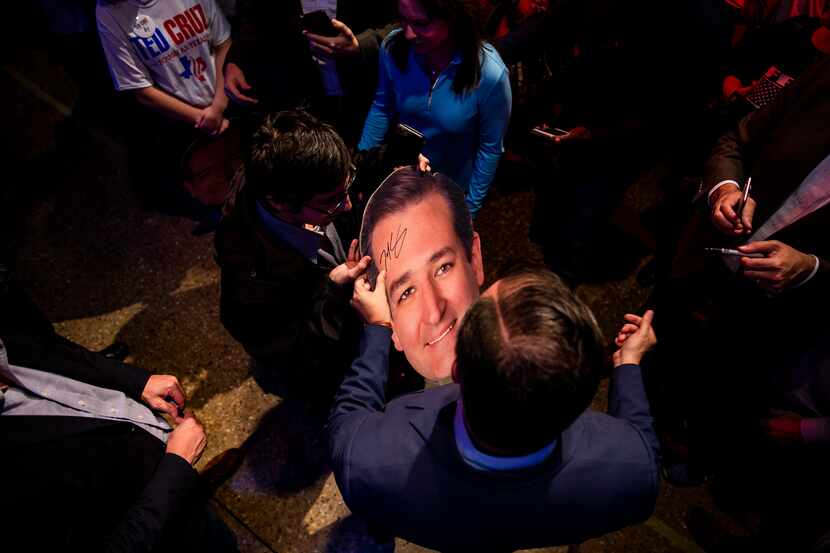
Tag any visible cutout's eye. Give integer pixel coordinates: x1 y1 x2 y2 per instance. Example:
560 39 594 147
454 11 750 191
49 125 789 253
436 263 452 276
399 286 415 303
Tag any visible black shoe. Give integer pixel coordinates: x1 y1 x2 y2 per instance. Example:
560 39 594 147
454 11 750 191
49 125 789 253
98 341 130 361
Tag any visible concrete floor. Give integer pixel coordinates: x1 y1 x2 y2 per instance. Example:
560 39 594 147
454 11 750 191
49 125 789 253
3 14 734 553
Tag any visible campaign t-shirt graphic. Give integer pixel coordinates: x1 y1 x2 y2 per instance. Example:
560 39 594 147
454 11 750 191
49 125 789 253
97 0 231 108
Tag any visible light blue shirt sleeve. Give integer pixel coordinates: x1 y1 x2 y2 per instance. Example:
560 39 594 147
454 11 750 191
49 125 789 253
358 46 397 151
465 62 512 217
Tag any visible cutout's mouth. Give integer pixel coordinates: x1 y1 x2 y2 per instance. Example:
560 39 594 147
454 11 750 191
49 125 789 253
426 320 455 347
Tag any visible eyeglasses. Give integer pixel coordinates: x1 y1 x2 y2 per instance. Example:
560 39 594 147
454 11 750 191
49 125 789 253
307 165 356 218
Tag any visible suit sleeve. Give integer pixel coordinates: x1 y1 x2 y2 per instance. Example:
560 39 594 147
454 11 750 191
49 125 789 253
103 453 201 553
702 57 830 291
607 363 660 477
702 108 765 193
328 325 391 503
702 54 820 193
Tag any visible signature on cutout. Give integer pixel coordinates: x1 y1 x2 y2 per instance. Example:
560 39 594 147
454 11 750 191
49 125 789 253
379 225 407 272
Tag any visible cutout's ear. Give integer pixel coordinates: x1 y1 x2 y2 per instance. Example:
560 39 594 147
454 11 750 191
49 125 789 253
391 322 404 352
470 231 485 287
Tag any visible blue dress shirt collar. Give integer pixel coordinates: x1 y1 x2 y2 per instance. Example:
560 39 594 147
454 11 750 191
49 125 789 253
453 399 556 472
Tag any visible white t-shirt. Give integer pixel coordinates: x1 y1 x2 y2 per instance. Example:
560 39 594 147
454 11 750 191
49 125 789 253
96 0 231 108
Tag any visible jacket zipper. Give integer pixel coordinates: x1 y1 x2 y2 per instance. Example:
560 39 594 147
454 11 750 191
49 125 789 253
428 68 446 111
427 56 460 110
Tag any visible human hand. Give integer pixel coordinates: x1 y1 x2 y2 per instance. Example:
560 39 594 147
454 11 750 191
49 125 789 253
710 184 755 236
305 19 360 58
224 63 258 104
351 270 391 326
554 126 591 144
738 240 816 293
722 76 756 99
141 374 186 420
613 310 657 366
166 411 207 465
329 239 371 285
195 104 227 135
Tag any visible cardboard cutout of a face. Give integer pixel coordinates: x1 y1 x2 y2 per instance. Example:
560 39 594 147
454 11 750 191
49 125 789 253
366 187 483 380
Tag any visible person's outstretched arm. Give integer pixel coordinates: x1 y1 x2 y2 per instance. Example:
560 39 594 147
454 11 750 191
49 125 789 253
328 271 392 504
465 59 512 217
104 413 207 553
609 311 660 465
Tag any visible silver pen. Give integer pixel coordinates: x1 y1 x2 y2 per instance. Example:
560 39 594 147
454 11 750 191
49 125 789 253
704 247 764 258
736 177 752 223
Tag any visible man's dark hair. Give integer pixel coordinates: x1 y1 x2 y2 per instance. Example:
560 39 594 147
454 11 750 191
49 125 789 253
455 270 606 455
359 167 473 282
246 110 351 212
388 0 484 95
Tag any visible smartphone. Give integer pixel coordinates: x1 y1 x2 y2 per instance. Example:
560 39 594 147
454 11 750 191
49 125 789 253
386 123 425 168
397 123 424 142
301 10 338 37
530 126 569 140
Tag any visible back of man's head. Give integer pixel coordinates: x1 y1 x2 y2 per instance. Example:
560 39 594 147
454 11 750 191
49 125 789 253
455 270 606 455
359 167 473 282
246 110 351 212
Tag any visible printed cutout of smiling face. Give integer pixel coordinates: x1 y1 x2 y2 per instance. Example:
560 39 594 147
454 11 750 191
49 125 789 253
370 191 484 380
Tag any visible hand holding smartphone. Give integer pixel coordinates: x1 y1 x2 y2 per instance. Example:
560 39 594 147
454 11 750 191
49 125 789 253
386 123 425 168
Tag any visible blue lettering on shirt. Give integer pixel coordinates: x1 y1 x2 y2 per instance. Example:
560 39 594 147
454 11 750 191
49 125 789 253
130 28 171 61
178 56 193 80
129 36 150 61
152 28 171 55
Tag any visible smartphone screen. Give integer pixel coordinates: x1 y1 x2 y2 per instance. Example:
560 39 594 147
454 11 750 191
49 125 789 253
386 123 425 168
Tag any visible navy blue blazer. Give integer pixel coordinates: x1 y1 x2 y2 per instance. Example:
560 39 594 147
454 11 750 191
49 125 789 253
328 326 661 552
